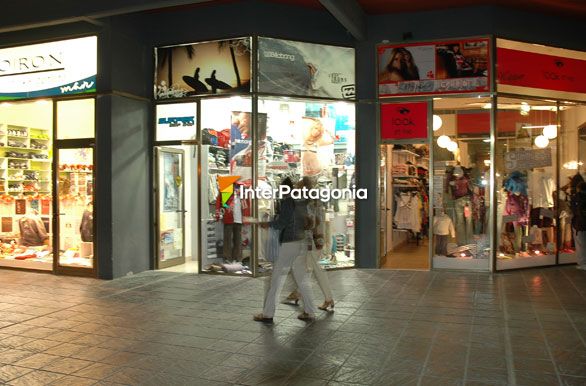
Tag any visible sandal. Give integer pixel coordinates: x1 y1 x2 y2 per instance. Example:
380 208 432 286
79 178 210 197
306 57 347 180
253 313 273 324
283 291 300 306
297 312 315 322
318 299 335 312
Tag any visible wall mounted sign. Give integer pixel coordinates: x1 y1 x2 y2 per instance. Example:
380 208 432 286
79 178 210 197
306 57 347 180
155 38 251 99
504 148 552 171
0 36 97 100
258 38 355 100
497 39 586 101
378 38 490 97
155 102 197 141
380 101 428 140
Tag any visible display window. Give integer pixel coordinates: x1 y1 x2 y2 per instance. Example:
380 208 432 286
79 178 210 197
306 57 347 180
0 98 96 272
559 102 586 265
200 96 253 274
0 100 53 270
378 37 586 272
257 98 356 271
432 97 492 270
153 36 356 276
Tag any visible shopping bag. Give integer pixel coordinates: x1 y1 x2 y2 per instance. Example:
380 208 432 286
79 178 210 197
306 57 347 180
266 227 280 262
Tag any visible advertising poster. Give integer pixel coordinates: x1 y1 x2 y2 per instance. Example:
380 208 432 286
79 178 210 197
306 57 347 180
229 111 268 185
378 38 490 96
258 38 355 100
0 36 97 100
155 38 251 99
380 102 428 140
162 152 181 211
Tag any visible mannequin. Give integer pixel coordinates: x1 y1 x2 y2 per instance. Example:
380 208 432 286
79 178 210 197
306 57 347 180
433 209 455 256
80 201 94 242
527 168 555 252
502 171 529 255
215 185 250 261
448 165 473 245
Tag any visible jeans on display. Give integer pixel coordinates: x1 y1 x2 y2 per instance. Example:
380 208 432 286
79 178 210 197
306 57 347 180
223 223 242 260
435 234 448 256
454 196 473 246
573 229 586 267
263 241 317 318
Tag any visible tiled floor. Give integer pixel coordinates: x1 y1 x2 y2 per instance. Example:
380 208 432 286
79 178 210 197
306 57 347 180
0 267 586 385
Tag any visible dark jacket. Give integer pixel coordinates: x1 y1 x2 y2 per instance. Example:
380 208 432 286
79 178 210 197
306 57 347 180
270 197 307 243
571 190 586 231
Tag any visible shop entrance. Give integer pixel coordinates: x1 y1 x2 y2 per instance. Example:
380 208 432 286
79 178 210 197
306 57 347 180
380 143 430 269
154 145 198 272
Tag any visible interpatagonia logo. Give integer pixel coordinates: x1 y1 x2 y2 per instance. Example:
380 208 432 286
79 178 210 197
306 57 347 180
217 175 240 207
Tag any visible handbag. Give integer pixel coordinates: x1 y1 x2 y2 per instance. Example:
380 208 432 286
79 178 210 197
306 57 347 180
266 227 281 262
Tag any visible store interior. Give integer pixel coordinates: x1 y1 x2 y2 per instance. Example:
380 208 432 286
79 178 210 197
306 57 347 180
197 96 356 274
0 99 95 271
380 143 430 270
381 96 586 271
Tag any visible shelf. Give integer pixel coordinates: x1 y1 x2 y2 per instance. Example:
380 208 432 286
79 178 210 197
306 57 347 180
393 149 419 157
4 147 48 151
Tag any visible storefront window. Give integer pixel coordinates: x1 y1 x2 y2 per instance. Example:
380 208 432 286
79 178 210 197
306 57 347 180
558 102 586 264
257 98 356 270
200 96 253 274
432 97 492 270
0 101 53 270
495 98 557 269
57 148 94 268
57 99 95 139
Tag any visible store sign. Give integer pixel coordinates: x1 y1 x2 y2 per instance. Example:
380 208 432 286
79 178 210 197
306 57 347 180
156 103 197 141
0 36 97 100
497 47 586 94
380 102 427 140
504 148 552 172
258 38 355 100
378 38 490 97
154 38 251 99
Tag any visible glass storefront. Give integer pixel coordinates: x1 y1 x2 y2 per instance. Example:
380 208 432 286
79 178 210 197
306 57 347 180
153 36 356 276
0 99 96 273
377 37 586 272
432 97 492 270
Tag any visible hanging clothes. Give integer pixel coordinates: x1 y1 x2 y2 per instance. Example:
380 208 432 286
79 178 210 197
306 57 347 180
394 193 422 232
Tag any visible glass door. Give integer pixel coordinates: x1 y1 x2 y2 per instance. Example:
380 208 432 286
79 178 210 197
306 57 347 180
55 147 95 273
155 147 186 269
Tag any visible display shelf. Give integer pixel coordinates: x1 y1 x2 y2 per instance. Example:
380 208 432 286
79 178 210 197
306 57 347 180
0 123 51 196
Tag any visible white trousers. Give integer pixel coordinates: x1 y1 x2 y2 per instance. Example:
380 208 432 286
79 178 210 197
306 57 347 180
263 241 317 318
308 250 333 301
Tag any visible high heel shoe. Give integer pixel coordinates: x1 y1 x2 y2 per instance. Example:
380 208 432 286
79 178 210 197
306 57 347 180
284 291 300 306
318 299 335 311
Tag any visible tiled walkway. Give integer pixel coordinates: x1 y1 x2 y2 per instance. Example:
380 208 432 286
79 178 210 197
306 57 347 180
1 267 586 385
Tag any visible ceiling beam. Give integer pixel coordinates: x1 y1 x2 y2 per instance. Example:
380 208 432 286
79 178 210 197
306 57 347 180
319 0 366 41
0 0 213 34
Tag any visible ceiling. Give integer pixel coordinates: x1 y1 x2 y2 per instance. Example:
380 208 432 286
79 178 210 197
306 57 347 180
353 0 586 17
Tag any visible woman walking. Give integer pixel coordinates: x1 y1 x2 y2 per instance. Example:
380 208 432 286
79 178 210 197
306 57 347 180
254 177 317 323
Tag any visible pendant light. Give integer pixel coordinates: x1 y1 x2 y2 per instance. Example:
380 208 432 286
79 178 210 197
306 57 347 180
534 135 549 148
437 135 451 148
